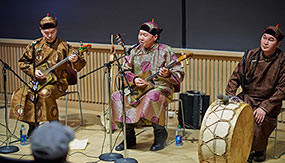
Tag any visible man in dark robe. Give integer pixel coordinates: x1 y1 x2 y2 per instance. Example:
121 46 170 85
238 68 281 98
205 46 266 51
226 25 284 162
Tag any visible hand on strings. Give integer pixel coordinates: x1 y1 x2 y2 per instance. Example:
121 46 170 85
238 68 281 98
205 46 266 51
134 78 147 87
69 54 79 63
35 70 46 79
253 107 267 124
159 67 171 78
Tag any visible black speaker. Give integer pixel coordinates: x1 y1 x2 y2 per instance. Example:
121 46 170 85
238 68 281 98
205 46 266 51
178 90 210 129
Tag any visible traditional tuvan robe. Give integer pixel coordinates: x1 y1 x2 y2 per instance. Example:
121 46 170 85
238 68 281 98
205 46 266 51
226 48 285 151
111 43 184 126
9 37 86 123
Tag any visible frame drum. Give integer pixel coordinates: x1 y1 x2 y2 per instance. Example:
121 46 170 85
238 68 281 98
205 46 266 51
198 98 254 163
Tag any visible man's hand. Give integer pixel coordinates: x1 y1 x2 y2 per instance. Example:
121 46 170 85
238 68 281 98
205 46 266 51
159 67 171 78
253 107 267 124
134 78 147 87
69 54 79 63
35 70 46 79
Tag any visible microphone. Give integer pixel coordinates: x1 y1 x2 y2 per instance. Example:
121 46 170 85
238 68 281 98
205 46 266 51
127 43 139 54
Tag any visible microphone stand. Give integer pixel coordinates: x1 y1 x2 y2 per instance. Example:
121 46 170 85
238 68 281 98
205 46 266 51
0 59 20 153
79 55 124 162
0 43 39 153
113 48 137 163
31 43 39 127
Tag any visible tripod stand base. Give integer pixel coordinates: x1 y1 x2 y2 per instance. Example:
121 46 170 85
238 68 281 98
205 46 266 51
99 153 123 161
0 145 19 154
115 158 138 163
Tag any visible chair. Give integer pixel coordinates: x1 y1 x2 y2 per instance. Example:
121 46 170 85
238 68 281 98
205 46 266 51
272 107 285 159
63 64 83 131
165 98 186 145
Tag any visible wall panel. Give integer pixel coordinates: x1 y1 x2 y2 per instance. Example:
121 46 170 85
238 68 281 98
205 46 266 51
0 38 242 111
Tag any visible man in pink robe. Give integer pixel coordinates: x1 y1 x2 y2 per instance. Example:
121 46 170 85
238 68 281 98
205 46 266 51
112 21 184 151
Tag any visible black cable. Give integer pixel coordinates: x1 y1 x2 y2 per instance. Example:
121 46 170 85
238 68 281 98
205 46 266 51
110 128 122 153
0 122 19 140
100 68 107 154
100 68 122 154
6 153 32 160
0 84 25 146
0 112 20 146
68 151 99 159
18 154 33 160
0 122 7 128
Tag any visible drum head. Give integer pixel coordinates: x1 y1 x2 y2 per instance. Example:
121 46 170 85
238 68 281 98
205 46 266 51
198 100 254 163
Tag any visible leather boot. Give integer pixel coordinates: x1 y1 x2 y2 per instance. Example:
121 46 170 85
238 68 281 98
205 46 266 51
150 123 168 151
115 124 136 151
253 150 266 162
27 123 39 138
247 151 254 163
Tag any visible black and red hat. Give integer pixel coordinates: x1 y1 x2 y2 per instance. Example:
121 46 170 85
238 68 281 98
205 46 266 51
140 19 163 36
263 24 284 42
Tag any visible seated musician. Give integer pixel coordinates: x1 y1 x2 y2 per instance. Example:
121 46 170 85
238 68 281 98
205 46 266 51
225 25 284 162
111 21 184 151
9 13 86 137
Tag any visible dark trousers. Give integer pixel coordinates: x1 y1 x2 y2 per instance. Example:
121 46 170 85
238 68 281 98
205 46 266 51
253 116 277 151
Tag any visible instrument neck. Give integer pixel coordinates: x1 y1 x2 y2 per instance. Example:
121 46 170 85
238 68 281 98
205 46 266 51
146 60 176 81
44 57 69 75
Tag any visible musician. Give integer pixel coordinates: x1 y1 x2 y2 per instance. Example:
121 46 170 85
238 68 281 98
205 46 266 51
226 25 284 162
9 14 86 137
111 21 184 151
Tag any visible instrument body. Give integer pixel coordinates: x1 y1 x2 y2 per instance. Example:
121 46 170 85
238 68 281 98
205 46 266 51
35 62 56 91
129 70 154 100
198 98 254 163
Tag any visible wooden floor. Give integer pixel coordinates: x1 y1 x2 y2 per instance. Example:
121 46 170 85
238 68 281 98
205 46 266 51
1 102 285 163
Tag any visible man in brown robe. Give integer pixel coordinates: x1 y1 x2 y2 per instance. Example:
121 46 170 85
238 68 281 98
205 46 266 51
226 25 284 162
9 14 86 136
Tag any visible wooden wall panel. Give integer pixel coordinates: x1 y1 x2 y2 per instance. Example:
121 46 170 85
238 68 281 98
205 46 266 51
0 38 242 110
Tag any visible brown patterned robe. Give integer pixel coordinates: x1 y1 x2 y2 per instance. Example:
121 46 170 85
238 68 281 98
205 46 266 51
9 37 86 123
225 48 285 151
111 43 184 126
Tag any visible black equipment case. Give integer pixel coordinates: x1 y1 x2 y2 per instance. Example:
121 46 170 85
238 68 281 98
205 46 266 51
178 90 210 129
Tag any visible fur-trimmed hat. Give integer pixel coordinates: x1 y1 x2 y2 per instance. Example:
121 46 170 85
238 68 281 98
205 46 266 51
40 13 57 29
263 24 284 42
140 19 163 36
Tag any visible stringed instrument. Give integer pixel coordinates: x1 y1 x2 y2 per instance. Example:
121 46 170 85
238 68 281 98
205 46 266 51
130 52 192 100
100 35 117 133
35 43 91 91
115 34 193 106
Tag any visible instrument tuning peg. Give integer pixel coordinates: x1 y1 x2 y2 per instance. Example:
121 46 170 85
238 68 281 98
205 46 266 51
180 49 185 55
